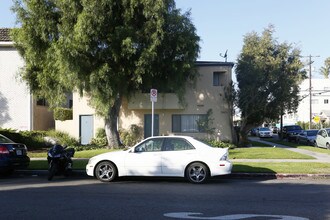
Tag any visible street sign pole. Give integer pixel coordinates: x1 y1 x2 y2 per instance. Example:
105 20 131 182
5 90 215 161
150 89 157 137
151 101 154 137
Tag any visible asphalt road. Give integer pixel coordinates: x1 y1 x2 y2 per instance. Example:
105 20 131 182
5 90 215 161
1 174 329 220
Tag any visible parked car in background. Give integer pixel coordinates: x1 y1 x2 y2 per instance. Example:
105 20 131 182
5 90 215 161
250 128 258 136
257 127 273 138
271 126 279 133
296 129 318 146
0 134 30 175
315 128 330 149
281 125 304 142
86 136 232 184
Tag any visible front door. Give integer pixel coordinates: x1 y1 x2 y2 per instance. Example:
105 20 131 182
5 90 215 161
144 114 159 138
80 115 93 145
124 138 163 175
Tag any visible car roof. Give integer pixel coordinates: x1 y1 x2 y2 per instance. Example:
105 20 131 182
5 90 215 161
138 135 212 150
145 135 195 141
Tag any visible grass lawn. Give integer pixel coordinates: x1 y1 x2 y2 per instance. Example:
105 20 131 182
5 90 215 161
28 160 88 170
28 149 113 158
232 162 330 174
230 147 314 159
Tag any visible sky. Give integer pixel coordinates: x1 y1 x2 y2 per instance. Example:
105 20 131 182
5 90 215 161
1 0 329 78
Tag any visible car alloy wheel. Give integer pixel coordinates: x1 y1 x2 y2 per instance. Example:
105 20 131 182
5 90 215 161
95 161 117 182
186 162 209 184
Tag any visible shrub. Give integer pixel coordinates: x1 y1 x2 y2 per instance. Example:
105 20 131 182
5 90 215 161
202 139 236 149
119 124 143 147
90 128 108 147
0 129 47 150
0 129 79 150
297 121 330 130
53 107 73 121
45 130 79 146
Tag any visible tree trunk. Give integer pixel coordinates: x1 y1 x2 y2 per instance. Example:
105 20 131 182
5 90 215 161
104 95 124 149
238 119 254 147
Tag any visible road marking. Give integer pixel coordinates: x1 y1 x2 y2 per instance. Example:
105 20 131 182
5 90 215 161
164 212 309 220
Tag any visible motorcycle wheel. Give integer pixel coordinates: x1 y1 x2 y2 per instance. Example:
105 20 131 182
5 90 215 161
48 163 57 181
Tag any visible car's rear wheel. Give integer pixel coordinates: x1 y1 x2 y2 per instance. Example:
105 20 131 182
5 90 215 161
95 161 117 182
186 162 209 184
326 143 330 150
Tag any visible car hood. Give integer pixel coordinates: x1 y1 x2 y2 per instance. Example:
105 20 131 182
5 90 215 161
90 150 127 161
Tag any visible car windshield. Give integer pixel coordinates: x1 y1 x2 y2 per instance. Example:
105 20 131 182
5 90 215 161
0 135 15 143
327 129 330 136
307 130 318 136
259 127 270 131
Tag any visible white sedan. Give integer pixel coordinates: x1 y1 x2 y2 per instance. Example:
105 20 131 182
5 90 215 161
86 136 232 184
257 127 273 138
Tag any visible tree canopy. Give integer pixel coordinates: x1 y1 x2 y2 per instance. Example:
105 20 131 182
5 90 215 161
11 0 200 147
235 26 306 145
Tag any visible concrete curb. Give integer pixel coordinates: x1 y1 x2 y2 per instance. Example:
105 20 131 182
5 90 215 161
228 172 330 179
16 170 330 180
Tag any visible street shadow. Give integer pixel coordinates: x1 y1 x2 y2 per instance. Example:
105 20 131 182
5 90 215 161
228 164 277 180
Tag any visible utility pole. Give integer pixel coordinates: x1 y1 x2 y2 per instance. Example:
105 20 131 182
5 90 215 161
304 55 320 129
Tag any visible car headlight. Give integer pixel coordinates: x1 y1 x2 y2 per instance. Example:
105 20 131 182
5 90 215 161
87 157 97 165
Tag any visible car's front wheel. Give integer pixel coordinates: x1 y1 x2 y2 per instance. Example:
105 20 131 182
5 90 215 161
326 143 330 150
186 162 209 184
95 161 117 182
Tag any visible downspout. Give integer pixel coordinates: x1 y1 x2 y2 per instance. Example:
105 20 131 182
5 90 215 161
30 94 34 130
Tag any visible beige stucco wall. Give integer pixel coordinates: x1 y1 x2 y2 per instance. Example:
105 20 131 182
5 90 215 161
120 64 234 141
55 92 104 140
56 63 234 143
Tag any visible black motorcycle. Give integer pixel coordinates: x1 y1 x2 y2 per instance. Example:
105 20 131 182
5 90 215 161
47 144 75 181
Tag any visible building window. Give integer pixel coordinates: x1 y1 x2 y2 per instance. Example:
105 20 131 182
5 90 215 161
36 98 48 106
172 114 207 133
213 72 221 86
324 99 329 104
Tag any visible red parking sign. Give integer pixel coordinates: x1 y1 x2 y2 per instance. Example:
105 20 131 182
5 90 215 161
150 89 157 102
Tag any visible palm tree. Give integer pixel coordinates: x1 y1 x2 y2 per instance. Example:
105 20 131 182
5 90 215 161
320 57 330 79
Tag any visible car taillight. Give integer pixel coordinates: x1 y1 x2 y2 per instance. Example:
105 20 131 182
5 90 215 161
0 146 10 154
220 153 228 161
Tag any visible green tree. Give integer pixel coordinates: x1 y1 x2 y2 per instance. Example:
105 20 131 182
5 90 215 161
320 57 330 79
11 0 200 148
235 25 306 146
